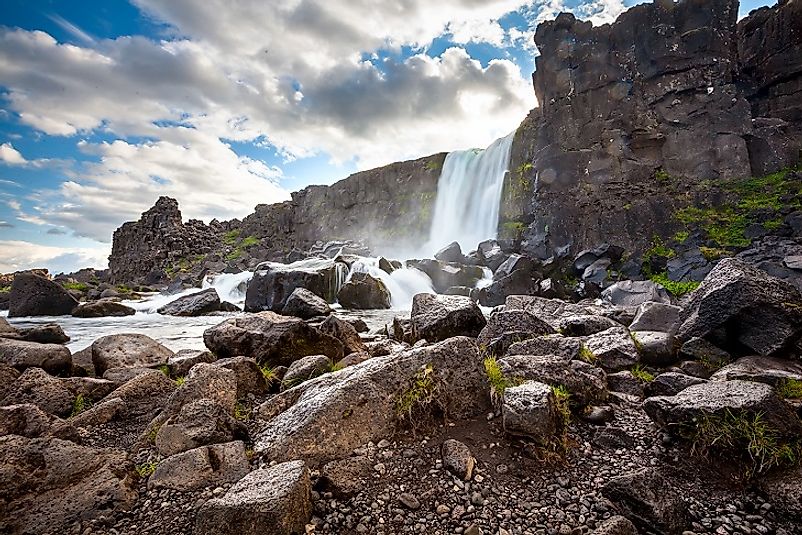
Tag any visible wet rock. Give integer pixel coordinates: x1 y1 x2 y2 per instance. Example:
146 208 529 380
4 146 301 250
643 380 802 439
148 441 250 491
214 356 268 398
91 333 173 376
409 259 484 294
8 272 78 317
195 460 311 535
676 258 802 356
601 468 688 535
558 314 621 336
629 302 682 333
0 338 72 375
72 300 136 318
478 269 540 307
441 439 475 481
583 327 640 372
502 381 562 445
282 354 331 389
157 287 221 316
710 355 802 387
494 254 540 281
281 287 332 319
477 239 508 271
645 372 707 397
0 435 137 534
411 293 486 343
168 349 217 377
435 241 465 264
318 314 367 355
245 259 345 312
203 311 344 366
320 455 373 498
601 281 670 307
155 399 248 457
337 272 392 309
499 354 608 405
1 368 74 417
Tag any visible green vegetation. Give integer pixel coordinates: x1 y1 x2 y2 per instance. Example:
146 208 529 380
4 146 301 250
63 281 89 292
643 235 676 262
115 284 134 295
71 394 91 417
501 221 526 240
395 364 440 426
672 230 689 243
0 285 10 294
687 409 801 477
777 379 802 399
578 344 598 364
174 376 186 387
223 229 242 245
146 424 161 443
673 166 802 249
424 159 442 172
165 254 206 278
234 401 251 421
258 363 277 384
629 332 645 354
699 246 728 261
483 356 523 404
226 234 260 261
327 360 345 373
655 169 672 184
631 364 655 383
157 365 171 377
649 272 700 297
552 385 571 428
135 461 159 478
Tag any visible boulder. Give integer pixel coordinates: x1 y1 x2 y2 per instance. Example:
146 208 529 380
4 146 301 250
195 460 312 535
157 288 221 316
0 338 72 375
155 399 248 457
583 327 640 372
645 372 707 397
409 259 484 294
203 311 344 366
70 346 95 376
337 272 391 309
168 349 217 377
318 314 367 355
630 331 678 367
16 324 70 344
411 294 487 343
629 302 682 333
245 259 346 312
477 310 555 354
606 371 646 398
494 254 540 281
592 515 638 535
72 300 136 318
148 441 250 491
281 287 332 319
506 335 584 361
601 280 671 307
558 315 621 337
254 337 488 464
676 258 802 356
7 272 78 317
1 368 74 417
282 354 331 389
477 239 508 271
0 435 137 534
710 356 802 386
0 403 78 440
678 337 732 368
0 363 20 393
441 439 475 481
319 455 373 498
91 333 173 376
643 380 802 439
214 356 268 398
435 242 465 263
478 269 540 307
502 381 562 444
505 295 612 330
499 354 608 405
601 468 688 535
61 376 117 402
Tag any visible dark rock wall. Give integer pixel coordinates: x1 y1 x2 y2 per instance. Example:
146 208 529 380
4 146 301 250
505 0 802 259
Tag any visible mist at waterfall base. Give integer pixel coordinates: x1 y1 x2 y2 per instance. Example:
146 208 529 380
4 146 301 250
3 132 515 352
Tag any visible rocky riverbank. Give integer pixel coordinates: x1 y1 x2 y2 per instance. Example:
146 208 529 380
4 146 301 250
2 256 802 535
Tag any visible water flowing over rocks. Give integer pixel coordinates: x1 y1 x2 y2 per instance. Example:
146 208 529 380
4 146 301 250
157 288 222 316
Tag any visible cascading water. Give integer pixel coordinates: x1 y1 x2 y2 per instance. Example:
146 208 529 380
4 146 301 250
128 271 254 313
347 257 435 309
427 132 516 254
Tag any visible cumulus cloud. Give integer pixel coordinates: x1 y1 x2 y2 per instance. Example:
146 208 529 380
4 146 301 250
0 240 109 274
0 143 28 166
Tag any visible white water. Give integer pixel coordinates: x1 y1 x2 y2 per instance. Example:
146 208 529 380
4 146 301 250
347 257 435 309
127 271 254 313
427 132 515 254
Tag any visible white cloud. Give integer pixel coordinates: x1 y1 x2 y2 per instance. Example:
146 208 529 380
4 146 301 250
0 143 28 166
0 240 109 274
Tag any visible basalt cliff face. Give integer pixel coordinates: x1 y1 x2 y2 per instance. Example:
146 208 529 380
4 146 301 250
503 0 802 258
109 0 802 283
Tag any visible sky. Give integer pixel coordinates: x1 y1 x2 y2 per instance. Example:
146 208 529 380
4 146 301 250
0 0 776 274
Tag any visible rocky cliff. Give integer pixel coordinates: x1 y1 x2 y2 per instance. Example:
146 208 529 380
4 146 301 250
504 0 802 259
109 0 802 283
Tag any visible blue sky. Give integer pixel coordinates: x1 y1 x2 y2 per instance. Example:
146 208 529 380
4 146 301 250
0 0 776 273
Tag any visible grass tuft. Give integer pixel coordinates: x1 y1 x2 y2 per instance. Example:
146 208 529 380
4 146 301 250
631 364 655 383
552 385 571 428
71 394 91 417
483 356 523 405
777 378 802 399
135 461 158 478
395 364 440 426
234 401 251 421
649 272 700 297
259 363 277 384
174 376 186 387
578 344 598 364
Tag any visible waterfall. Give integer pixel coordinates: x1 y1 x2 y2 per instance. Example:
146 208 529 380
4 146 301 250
347 258 435 309
427 132 515 254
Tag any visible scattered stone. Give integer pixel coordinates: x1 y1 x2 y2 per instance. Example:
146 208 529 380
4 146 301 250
441 439 475 481
318 314 367 355
601 280 671 306
645 372 707 397
629 302 682 333
214 356 268 398
281 287 332 319
558 315 621 336
498 354 608 405
168 349 217 377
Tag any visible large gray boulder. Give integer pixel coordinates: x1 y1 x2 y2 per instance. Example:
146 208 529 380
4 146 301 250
0 435 137 534
254 337 488 464
203 311 344 366
168 349 217 377
1 368 74 417
91 333 173 376
558 314 621 337
337 272 391 309
195 460 312 535
155 399 248 456
505 295 611 330
157 288 221 316
408 259 484 294
148 441 250 491
710 356 802 387
498 354 608 405
282 354 331 389
245 259 345 312
8 272 78 317
281 287 332 319
506 335 584 361
72 300 136 318
502 381 562 445
601 468 688 535
676 258 802 356
318 315 367 355
583 327 640 372
411 294 486 343
477 310 555 354
0 338 71 375
629 302 682 333
214 356 268 398
601 280 671 307
643 380 802 439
